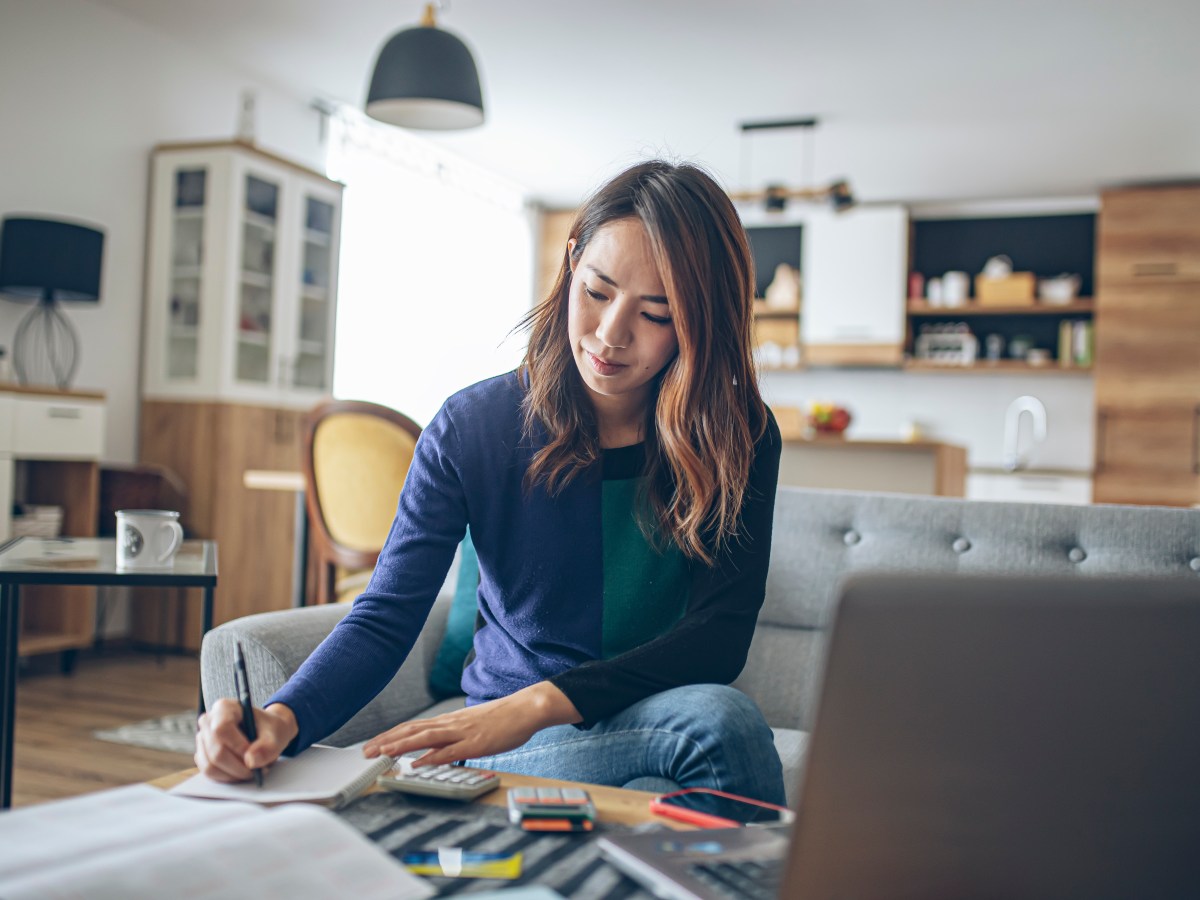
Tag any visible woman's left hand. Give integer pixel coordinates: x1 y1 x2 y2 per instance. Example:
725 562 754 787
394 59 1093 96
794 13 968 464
362 681 581 766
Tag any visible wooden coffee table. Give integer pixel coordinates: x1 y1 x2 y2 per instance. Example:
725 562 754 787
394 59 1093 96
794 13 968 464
148 767 687 829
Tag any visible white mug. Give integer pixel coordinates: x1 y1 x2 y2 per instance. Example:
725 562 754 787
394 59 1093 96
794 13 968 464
116 509 184 569
942 271 970 306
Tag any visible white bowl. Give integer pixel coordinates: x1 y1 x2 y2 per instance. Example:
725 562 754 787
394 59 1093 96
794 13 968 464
1038 277 1080 304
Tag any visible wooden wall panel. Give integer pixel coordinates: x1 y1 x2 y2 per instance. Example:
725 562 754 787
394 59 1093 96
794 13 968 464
537 209 575 305
136 400 302 651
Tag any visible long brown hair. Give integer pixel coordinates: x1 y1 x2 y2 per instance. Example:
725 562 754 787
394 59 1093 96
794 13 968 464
520 160 767 565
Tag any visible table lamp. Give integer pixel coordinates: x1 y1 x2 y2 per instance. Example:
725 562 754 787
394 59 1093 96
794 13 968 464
0 216 104 389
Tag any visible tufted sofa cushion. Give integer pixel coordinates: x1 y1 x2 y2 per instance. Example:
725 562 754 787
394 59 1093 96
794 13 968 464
735 488 1200 736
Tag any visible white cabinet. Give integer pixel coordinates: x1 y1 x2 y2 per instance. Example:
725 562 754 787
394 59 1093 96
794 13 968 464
11 395 105 459
967 471 1093 505
0 388 105 658
801 204 908 366
143 142 343 407
0 390 106 542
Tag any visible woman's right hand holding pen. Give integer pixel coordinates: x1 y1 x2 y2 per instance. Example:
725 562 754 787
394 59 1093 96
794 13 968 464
194 700 299 783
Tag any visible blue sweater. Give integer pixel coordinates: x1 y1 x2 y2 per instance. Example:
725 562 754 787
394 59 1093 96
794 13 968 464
270 371 782 753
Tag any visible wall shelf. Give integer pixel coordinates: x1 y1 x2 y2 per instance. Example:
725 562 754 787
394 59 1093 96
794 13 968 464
903 360 1093 375
907 299 1094 316
753 307 801 320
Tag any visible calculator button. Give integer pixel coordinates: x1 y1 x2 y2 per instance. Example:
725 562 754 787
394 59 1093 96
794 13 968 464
463 775 484 785
434 772 455 781
536 788 561 801
448 773 470 783
561 789 589 802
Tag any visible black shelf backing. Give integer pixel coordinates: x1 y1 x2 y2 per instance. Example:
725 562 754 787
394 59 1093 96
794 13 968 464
912 213 1096 299
746 224 803 299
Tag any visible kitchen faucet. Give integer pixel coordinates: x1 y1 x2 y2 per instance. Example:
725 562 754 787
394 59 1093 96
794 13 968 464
1002 395 1047 472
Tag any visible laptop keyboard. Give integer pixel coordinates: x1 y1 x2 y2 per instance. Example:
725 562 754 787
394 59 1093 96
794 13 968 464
687 858 784 899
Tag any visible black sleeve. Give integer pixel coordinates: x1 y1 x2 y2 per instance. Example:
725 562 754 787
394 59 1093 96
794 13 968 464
549 411 782 726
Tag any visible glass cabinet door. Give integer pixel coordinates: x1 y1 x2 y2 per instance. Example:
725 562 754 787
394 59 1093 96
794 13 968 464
167 167 206 380
292 194 336 390
236 173 280 384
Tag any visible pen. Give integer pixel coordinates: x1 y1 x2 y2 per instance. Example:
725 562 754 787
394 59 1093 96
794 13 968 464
234 641 263 787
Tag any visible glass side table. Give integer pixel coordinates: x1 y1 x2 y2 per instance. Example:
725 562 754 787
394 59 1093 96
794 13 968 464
0 537 218 808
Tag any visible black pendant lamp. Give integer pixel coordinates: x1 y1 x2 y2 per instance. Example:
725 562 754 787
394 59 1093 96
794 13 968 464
366 3 485 130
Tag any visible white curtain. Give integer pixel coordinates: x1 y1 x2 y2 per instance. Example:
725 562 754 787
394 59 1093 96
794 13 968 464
326 109 535 426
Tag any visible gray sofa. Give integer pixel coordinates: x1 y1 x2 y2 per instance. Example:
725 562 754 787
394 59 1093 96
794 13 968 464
201 487 1200 804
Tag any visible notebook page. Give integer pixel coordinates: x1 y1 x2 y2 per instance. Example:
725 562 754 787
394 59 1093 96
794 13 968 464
170 744 394 806
0 803 433 900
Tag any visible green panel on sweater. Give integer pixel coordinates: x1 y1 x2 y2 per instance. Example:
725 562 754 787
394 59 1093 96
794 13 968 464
600 478 689 658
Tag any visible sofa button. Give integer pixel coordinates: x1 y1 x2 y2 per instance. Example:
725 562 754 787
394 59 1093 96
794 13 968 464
843 530 861 546
1068 547 1087 563
1191 557 1200 573
952 537 971 553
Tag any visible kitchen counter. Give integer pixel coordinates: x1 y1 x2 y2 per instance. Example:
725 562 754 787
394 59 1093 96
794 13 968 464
779 435 967 496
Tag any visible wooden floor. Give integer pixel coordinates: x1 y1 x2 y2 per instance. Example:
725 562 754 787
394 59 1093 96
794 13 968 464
12 651 200 808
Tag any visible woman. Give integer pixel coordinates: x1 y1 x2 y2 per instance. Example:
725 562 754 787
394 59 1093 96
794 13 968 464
196 160 785 803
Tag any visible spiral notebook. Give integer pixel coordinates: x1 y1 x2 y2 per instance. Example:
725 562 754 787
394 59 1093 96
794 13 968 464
170 744 395 809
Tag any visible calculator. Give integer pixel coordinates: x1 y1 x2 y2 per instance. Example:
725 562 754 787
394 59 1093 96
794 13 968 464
507 786 596 832
376 760 501 801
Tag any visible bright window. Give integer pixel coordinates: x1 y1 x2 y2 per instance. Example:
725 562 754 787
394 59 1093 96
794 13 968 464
326 110 535 426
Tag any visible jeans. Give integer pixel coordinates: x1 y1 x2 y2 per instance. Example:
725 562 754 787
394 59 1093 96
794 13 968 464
465 684 786 805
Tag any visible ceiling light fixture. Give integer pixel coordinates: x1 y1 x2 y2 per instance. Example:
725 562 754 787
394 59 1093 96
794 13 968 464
730 118 855 212
366 3 485 131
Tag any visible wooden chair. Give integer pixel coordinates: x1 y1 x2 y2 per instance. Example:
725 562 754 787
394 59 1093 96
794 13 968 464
301 400 422 605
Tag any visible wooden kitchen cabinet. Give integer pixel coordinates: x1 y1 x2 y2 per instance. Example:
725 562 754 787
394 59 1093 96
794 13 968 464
137 401 302 650
1093 405 1199 506
1097 185 1200 282
1094 281 1200 405
1093 184 1200 507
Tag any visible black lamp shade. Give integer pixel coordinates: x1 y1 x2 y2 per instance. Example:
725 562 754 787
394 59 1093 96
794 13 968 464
366 25 484 130
0 217 104 303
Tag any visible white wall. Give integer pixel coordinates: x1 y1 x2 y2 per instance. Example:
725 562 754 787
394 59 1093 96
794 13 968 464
763 370 1094 472
0 0 325 463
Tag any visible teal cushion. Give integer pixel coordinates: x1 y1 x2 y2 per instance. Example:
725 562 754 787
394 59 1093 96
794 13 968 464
428 529 479 699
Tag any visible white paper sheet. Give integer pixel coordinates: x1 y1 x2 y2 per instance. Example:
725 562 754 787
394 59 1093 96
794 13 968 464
0 785 432 900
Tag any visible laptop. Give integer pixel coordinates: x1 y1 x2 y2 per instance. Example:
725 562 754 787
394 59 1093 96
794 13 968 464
599 574 1200 899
